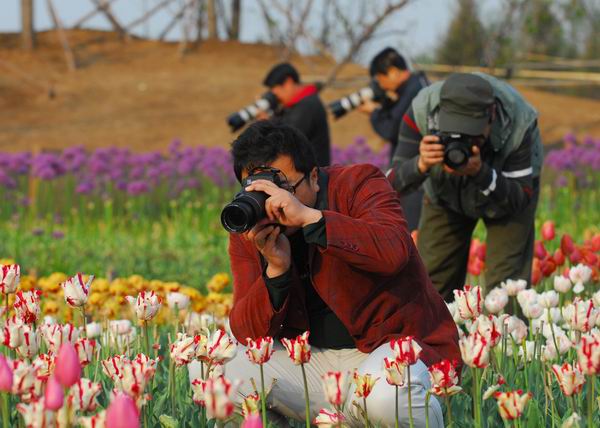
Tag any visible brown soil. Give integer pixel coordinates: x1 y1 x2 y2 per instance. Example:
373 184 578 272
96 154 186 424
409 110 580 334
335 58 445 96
1 30 600 153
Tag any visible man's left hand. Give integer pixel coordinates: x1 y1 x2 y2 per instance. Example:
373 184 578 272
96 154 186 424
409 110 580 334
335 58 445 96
245 179 323 227
444 145 482 177
357 100 379 114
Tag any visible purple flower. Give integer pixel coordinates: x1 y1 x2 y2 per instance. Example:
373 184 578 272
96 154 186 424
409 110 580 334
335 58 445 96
126 181 150 195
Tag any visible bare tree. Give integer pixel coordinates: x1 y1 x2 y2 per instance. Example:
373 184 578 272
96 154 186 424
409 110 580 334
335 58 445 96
206 0 218 39
229 0 242 40
46 0 77 71
21 0 35 50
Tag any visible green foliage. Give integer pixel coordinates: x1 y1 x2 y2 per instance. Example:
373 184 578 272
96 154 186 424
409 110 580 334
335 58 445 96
436 0 486 66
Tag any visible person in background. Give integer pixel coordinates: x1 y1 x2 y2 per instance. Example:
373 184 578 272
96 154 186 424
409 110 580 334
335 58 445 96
261 63 331 167
359 48 429 231
388 72 543 300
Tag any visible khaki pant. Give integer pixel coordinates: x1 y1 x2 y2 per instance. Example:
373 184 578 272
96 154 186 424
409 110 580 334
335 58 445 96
190 342 443 427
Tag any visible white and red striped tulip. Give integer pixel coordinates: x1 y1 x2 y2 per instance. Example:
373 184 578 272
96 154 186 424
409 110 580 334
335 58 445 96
0 264 20 294
453 285 483 320
459 332 490 368
204 376 240 420
126 291 161 321
241 392 261 417
551 363 586 396
352 371 379 398
69 378 103 412
206 329 237 364
322 371 350 407
390 336 422 365
314 408 347 427
169 333 199 367
577 333 600 375
383 357 406 386
61 273 93 308
40 323 79 354
281 331 311 365
564 299 599 333
471 314 503 348
428 359 462 397
14 290 42 324
74 338 97 367
245 336 274 365
79 411 106 428
494 390 532 420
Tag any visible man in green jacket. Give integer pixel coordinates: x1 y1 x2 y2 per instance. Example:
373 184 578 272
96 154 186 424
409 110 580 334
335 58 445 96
388 72 543 299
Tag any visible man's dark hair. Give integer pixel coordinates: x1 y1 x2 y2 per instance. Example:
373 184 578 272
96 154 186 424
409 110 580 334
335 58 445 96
369 48 408 76
263 63 300 87
231 120 317 182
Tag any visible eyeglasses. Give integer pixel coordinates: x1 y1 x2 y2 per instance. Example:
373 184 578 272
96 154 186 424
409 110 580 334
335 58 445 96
247 166 306 194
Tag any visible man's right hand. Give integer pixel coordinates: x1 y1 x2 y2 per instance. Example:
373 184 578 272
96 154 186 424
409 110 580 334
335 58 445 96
417 135 445 174
244 220 291 278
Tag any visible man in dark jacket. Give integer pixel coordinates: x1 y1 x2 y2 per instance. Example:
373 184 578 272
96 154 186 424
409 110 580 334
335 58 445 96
262 63 331 167
359 48 428 231
389 73 543 300
222 121 458 426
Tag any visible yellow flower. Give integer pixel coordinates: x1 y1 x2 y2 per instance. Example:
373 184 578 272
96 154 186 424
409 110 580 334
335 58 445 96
93 278 110 293
43 300 60 315
88 292 104 307
163 282 181 293
0 258 15 265
19 276 37 291
109 281 130 296
206 273 230 293
206 292 224 305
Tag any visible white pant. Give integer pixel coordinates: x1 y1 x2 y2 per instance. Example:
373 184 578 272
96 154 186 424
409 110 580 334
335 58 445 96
190 342 444 428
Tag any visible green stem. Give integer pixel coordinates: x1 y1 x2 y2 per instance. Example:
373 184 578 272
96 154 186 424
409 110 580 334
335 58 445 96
548 312 560 362
363 396 370 428
301 363 311 428
143 320 151 357
169 361 176 417
445 394 453 428
395 385 399 428
336 405 342 428
80 305 86 338
4 294 8 321
2 392 9 428
588 376 594 428
473 367 482 428
200 361 207 427
260 364 267 428
408 365 415 428
425 391 431 428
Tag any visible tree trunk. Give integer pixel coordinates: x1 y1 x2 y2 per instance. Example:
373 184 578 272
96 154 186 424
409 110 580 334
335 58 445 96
207 0 218 39
21 0 35 50
229 0 241 40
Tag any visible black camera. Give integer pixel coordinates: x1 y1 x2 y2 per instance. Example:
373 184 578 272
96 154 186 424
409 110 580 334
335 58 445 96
221 168 286 233
328 80 387 119
226 91 279 132
438 132 474 169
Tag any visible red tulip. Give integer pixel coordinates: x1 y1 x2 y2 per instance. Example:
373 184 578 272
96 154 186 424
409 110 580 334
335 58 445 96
541 257 556 277
583 251 598 266
531 266 542 286
468 258 484 276
591 234 600 252
561 234 575 255
534 241 547 260
44 376 64 411
569 247 582 264
553 249 566 266
541 221 555 241
476 242 487 261
106 393 140 428
54 342 82 388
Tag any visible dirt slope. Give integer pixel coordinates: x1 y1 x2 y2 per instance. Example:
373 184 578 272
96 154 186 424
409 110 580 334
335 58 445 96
1 30 599 153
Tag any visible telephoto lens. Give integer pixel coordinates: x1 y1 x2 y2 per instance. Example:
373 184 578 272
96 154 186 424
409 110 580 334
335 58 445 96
226 92 279 132
328 80 386 119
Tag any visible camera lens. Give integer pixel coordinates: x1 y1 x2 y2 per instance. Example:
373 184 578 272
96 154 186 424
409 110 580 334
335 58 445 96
444 141 470 169
221 201 256 233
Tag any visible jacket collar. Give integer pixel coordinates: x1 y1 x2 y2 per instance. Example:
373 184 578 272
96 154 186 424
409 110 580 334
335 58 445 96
314 167 329 211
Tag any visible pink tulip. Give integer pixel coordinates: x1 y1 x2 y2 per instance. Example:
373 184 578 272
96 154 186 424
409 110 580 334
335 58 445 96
541 221 555 241
54 342 82 387
0 354 13 392
106 393 140 428
44 376 64 411
241 415 263 428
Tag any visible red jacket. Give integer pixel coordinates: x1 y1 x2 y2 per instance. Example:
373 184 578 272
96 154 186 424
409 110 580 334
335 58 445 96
228 164 460 366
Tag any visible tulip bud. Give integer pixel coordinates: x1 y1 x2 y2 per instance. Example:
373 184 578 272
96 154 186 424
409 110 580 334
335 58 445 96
54 342 82 388
61 273 93 308
204 376 239 420
13 290 42 324
0 354 13 392
126 291 161 321
106 393 140 428
390 336 422 365
459 332 490 368
541 221 555 241
577 334 600 376
453 285 483 320
322 371 350 407
382 357 406 387
494 390 532 420
501 279 527 297
352 371 379 398
564 299 599 333
428 359 462 396
553 249 566 266
166 292 190 311
553 275 572 293
551 363 585 396
44 376 64 411
561 234 575 255
484 288 509 314
534 240 547 260
206 329 237 364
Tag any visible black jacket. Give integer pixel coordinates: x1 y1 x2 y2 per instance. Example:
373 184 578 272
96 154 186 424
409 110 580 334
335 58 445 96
370 71 429 154
276 89 331 167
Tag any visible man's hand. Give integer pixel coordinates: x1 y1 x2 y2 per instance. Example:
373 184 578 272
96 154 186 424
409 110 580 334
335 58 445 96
443 145 482 176
255 110 270 121
244 221 291 278
417 135 445 174
357 100 379 114
244 179 323 227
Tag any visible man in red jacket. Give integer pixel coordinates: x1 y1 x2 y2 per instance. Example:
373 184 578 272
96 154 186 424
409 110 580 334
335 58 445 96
224 121 458 426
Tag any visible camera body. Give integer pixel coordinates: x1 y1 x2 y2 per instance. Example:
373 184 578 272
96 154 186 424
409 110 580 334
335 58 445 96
227 91 279 132
437 132 474 169
328 80 387 119
221 169 285 233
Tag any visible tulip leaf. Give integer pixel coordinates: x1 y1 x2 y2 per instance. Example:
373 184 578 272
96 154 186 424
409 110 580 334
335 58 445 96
159 415 179 428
